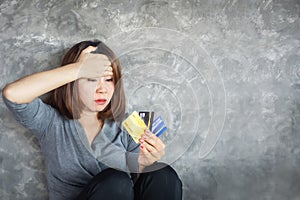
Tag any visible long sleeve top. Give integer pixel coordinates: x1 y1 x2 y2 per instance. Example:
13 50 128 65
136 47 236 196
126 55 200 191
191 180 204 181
3 95 140 200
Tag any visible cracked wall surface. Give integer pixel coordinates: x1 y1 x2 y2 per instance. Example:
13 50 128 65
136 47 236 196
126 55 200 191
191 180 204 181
0 0 300 199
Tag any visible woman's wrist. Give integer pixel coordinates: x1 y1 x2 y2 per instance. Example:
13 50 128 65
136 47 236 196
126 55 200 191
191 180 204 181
63 62 82 80
138 164 146 173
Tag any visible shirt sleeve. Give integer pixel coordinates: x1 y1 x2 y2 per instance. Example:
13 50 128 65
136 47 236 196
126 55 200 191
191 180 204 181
2 94 57 142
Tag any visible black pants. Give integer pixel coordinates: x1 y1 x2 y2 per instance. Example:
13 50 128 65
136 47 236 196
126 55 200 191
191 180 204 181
75 163 182 200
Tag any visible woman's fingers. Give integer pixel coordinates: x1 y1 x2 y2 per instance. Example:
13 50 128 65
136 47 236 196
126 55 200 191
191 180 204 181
102 58 111 66
139 130 165 161
82 46 97 53
78 46 97 62
103 72 113 77
103 66 113 77
104 65 113 71
142 130 165 151
104 66 113 72
138 130 166 167
78 45 111 65
140 139 162 159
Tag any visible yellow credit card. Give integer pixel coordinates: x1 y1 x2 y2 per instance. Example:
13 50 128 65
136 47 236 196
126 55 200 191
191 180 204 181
122 111 147 143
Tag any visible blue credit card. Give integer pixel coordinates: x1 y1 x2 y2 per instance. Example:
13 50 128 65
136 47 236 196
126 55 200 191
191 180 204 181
152 116 164 133
152 116 167 137
152 116 162 130
156 126 167 137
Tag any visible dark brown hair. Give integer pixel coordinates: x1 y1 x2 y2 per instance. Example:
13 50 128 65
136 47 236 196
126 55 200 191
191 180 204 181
46 40 126 121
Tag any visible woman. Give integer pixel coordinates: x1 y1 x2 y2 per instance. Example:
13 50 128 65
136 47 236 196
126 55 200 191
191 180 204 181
2 40 182 200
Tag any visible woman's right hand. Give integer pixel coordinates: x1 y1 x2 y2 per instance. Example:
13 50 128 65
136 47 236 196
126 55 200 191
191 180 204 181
2 46 114 104
76 46 113 79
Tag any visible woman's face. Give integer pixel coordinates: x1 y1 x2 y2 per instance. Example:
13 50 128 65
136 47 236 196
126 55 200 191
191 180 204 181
77 76 115 115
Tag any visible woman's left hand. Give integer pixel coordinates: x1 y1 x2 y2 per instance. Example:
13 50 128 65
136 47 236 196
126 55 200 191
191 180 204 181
138 129 165 172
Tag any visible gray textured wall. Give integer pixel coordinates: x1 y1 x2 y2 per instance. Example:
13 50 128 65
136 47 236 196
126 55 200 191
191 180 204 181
1 0 300 200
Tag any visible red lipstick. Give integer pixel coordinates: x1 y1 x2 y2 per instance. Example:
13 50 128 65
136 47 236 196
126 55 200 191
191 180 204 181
95 99 107 105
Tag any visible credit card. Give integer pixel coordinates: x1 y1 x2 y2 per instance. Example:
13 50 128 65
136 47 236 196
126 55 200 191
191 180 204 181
152 116 163 131
139 111 154 130
156 126 167 137
122 111 147 143
152 116 167 137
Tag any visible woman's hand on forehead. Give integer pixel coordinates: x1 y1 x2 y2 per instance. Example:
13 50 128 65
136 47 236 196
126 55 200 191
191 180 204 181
103 66 113 77
76 46 113 79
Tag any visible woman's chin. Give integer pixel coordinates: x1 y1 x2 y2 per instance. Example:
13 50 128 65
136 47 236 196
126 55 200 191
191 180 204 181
94 104 108 112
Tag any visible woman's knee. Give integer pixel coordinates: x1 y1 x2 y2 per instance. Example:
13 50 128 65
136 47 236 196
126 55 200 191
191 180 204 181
134 164 182 200
95 168 133 188
142 164 182 189
91 168 134 199
153 165 181 186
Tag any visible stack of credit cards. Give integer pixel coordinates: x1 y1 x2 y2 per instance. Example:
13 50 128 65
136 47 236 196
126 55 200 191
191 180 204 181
139 112 167 137
122 111 167 143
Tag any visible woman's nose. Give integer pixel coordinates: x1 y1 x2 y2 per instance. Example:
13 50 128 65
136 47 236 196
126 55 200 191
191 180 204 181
96 78 106 93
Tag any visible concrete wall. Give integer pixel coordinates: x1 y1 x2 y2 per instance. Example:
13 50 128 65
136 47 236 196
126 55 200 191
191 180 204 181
0 0 299 199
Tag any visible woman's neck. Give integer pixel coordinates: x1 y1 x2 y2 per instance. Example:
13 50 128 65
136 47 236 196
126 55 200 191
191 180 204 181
79 112 99 125
78 112 103 145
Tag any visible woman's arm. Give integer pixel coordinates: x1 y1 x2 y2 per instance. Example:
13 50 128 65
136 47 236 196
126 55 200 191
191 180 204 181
3 63 79 104
3 46 112 104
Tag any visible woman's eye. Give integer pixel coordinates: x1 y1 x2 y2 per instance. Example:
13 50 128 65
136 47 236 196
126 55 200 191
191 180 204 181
87 78 97 82
106 78 113 82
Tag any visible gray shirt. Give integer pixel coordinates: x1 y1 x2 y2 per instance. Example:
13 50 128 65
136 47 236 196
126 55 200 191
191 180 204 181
3 95 140 200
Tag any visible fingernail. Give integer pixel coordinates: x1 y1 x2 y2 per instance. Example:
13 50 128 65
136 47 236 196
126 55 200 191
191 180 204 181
139 139 144 143
140 145 144 149
142 135 147 140
145 129 151 135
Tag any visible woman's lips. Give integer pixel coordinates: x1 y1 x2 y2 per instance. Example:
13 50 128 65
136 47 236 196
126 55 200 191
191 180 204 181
95 99 107 105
